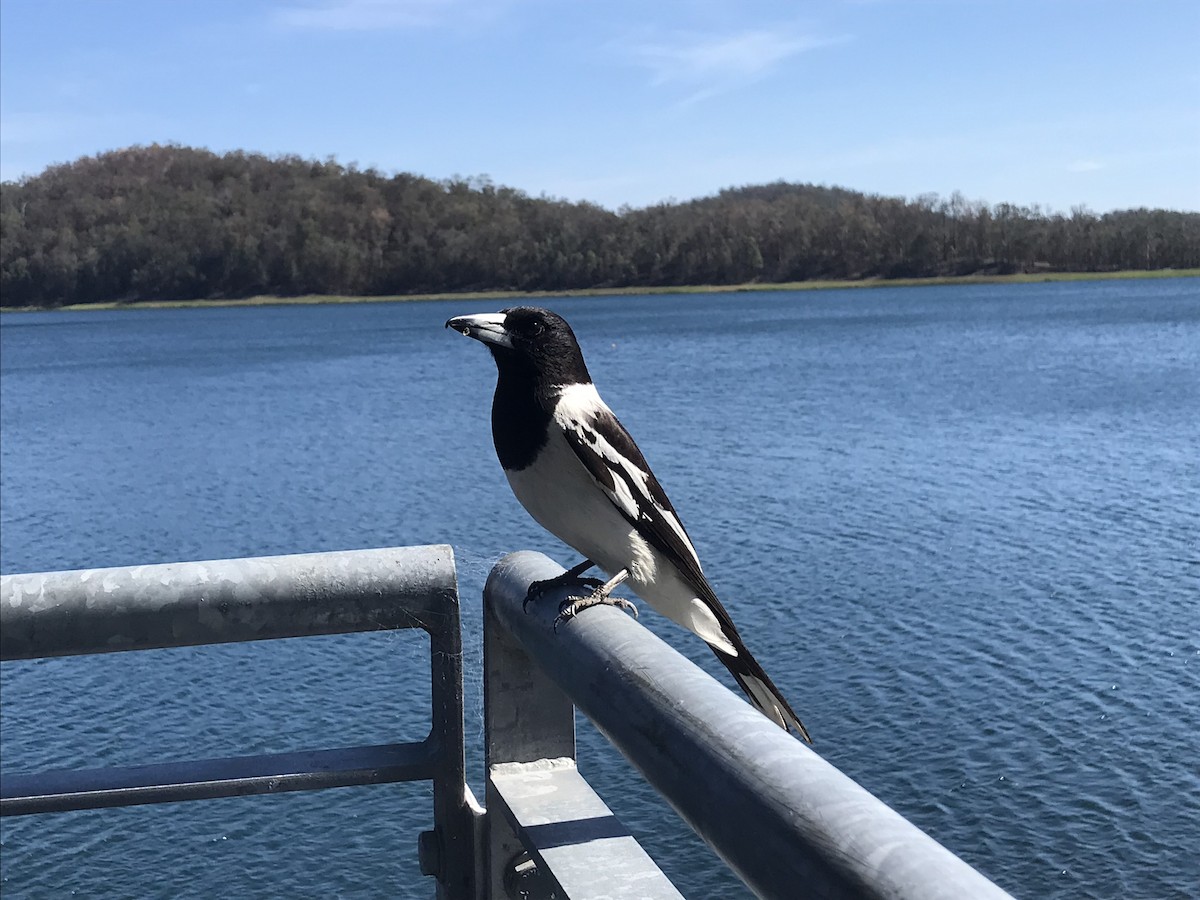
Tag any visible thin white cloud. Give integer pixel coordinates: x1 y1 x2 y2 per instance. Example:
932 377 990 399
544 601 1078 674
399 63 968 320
273 0 456 30
623 28 843 86
1066 159 1105 173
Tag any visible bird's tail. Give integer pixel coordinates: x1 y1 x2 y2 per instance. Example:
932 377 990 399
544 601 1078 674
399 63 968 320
712 640 813 743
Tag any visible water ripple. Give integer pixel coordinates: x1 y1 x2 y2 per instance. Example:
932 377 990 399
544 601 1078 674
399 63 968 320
3 281 1199 898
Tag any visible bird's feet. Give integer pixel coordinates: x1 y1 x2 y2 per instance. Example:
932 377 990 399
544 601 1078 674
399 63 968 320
553 589 638 632
523 569 603 613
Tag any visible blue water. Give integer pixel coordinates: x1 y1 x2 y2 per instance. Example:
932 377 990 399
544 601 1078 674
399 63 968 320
2 280 1198 898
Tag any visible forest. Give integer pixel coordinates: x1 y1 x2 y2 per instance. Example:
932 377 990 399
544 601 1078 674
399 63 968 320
1 144 1197 307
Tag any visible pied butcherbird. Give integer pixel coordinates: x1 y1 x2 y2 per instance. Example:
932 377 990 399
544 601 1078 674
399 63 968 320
446 306 811 741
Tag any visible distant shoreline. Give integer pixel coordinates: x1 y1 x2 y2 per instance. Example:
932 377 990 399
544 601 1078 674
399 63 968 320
3 268 1197 313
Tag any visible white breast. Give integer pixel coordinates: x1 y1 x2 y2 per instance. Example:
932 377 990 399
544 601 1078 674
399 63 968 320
505 425 658 584
504 383 737 656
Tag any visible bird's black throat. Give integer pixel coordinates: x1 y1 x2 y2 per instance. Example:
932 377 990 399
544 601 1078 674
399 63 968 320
489 349 557 471
483 312 593 472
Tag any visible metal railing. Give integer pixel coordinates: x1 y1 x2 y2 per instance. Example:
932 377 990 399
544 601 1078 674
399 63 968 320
0 546 478 900
2 545 1016 899
483 551 1014 900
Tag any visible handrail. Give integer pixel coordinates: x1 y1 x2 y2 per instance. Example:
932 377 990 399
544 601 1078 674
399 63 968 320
484 551 1014 900
2 546 1018 899
0 546 477 900
0 545 456 658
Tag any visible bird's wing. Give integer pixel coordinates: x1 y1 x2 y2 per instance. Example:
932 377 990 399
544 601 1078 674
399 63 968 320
560 402 813 742
558 404 735 621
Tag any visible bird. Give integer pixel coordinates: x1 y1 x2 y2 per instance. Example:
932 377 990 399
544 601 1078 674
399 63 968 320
446 306 811 741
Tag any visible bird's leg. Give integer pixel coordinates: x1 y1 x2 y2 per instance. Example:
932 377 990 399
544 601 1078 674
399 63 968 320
553 568 638 631
524 558 604 612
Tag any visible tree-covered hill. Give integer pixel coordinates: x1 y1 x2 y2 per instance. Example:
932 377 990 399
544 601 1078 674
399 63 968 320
2 144 1197 307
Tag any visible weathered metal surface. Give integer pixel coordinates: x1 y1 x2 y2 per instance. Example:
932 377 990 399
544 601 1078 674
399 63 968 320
425 552 478 900
483 598 577 898
0 742 435 815
0 545 457 659
485 551 1015 900
490 759 685 900
0 545 477 900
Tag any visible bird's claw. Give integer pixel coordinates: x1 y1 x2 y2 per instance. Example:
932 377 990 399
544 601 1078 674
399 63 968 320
523 575 604 613
552 593 638 632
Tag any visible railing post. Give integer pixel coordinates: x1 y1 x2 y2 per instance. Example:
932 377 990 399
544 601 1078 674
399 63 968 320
483 572 575 898
424 551 481 900
482 555 685 900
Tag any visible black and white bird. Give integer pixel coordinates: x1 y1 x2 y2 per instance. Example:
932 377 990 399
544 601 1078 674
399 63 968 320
446 306 811 742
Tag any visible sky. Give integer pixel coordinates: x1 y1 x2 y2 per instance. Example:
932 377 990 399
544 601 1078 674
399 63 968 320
1 0 1198 213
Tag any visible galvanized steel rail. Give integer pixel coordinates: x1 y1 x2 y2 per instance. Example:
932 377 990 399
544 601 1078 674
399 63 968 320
0 546 477 900
484 551 1015 900
484 564 684 900
2 544 1017 899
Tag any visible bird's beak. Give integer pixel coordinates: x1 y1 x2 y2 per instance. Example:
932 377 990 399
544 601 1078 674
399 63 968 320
445 312 514 349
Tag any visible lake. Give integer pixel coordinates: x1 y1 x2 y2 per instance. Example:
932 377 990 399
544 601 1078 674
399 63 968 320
1 279 1198 898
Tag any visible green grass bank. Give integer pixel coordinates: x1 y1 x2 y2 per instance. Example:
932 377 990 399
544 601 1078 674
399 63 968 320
4 268 1196 313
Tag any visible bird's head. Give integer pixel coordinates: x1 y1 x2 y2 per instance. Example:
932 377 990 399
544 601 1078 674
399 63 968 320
445 306 591 384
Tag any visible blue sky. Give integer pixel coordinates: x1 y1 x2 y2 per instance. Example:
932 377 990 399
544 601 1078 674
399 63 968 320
2 0 1197 212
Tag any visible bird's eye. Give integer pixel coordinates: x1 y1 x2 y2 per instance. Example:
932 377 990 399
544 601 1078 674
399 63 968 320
531 321 545 336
